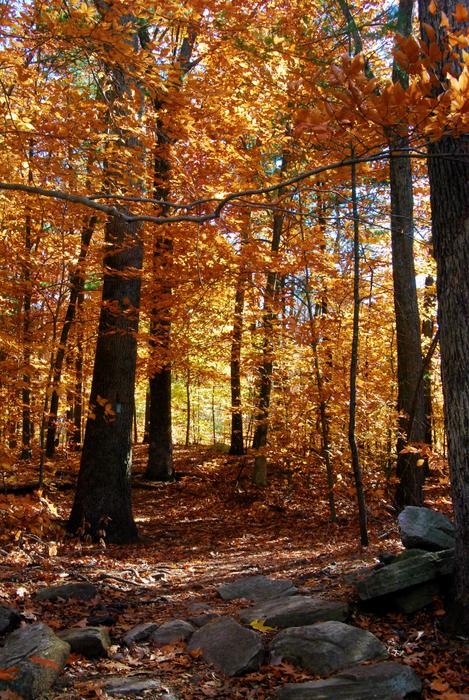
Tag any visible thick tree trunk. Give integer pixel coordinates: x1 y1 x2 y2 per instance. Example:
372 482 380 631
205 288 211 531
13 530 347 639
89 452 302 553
417 0 469 633
67 213 142 543
45 217 96 457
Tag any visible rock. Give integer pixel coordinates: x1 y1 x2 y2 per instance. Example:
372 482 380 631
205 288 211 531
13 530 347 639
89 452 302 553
150 620 195 647
0 605 21 635
398 506 455 551
239 595 348 629
274 661 422 699
270 621 387 675
123 622 159 645
34 582 97 602
87 614 116 627
57 626 111 658
187 616 264 676
393 580 440 614
357 549 454 601
188 612 220 627
217 575 297 601
0 622 70 700
103 675 179 698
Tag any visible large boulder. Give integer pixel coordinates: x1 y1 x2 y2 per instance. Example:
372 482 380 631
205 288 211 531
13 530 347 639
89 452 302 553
0 623 70 699
357 549 454 601
270 621 387 675
239 595 348 629
398 506 454 551
34 582 98 602
187 616 264 676
217 575 297 602
274 661 422 699
57 626 111 658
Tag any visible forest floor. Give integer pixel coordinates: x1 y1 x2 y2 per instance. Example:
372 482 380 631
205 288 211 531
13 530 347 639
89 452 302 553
0 445 468 699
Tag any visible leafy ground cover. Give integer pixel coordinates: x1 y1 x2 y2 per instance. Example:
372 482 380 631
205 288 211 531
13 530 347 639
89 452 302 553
0 446 468 699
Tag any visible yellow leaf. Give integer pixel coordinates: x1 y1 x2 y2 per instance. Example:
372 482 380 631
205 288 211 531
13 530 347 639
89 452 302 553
429 0 437 14
249 619 277 632
440 11 450 28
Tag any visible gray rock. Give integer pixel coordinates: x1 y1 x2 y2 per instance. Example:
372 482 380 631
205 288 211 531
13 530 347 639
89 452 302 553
274 661 422 699
399 506 454 551
187 616 264 676
57 626 111 658
357 549 454 600
270 621 387 675
188 612 220 627
217 575 297 601
393 580 440 614
0 622 70 699
34 582 97 602
239 595 348 629
123 622 159 645
150 619 194 647
0 605 21 635
103 675 179 698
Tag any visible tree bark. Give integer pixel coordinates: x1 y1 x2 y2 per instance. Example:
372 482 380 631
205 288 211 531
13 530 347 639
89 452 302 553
67 213 142 543
417 0 469 633
45 217 96 457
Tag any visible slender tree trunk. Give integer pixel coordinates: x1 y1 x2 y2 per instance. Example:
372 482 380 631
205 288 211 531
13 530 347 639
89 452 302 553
349 156 368 547
252 157 287 485
21 152 34 460
417 0 469 634
229 219 250 455
422 275 435 447
185 367 191 447
390 0 428 509
45 217 96 457
68 213 142 543
71 288 84 450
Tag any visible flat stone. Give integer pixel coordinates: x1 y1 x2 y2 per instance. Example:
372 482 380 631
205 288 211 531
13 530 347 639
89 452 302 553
399 506 454 551
57 626 111 658
357 549 454 600
187 616 264 676
0 622 70 700
274 661 422 699
217 575 297 601
123 622 160 645
34 582 98 602
270 621 387 675
239 595 348 629
103 675 179 698
150 620 194 647
0 605 21 635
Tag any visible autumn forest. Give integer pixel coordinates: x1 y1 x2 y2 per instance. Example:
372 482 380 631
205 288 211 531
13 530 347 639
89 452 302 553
0 0 468 696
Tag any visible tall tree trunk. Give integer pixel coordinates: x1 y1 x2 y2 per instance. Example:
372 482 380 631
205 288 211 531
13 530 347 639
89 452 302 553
67 212 142 543
252 157 287 485
70 287 85 450
349 156 368 547
21 151 34 460
422 275 435 447
390 0 428 509
417 0 469 634
45 216 96 457
229 217 250 456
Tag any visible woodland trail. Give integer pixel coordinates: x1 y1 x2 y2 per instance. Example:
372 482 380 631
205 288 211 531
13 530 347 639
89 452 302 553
0 445 467 698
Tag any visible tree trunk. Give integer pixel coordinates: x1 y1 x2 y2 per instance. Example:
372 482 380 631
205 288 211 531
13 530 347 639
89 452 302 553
252 157 286 485
349 156 368 546
45 217 96 457
390 0 428 509
417 0 469 633
67 212 142 543
229 218 249 456
21 160 33 460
